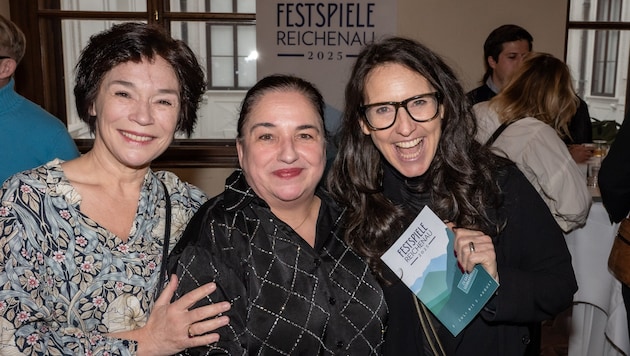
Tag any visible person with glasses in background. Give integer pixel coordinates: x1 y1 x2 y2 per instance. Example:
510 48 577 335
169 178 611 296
327 36 577 356
0 14 79 183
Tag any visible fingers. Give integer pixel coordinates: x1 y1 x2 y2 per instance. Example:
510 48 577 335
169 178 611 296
187 313 230 338
184 302 231 349
452 227 498 279
174 281 218 310
154 274 178 306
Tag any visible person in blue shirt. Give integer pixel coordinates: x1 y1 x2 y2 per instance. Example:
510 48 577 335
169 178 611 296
0 14 79 183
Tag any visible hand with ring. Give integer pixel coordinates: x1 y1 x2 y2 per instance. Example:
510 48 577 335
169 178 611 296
448 223 499 282
108 274 231 355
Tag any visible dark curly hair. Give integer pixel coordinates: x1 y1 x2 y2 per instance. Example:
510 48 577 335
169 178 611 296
74 22 206 137
326 37 508 279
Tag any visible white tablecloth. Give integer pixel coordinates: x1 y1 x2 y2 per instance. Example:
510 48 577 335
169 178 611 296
565 201 629 356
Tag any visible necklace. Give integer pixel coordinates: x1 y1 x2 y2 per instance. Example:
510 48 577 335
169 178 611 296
292 211 311 230
290 199 317 231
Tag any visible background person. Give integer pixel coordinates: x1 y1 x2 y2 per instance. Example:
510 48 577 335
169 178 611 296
466 23 593 163
327 36 577 356
599 108 630 338
0 22 229 355
0 13 79 183
474 52 591 233
168 74 387 355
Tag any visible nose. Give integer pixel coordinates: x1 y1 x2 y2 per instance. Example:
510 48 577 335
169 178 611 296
278 137 299 164
130 101 154 126
394 106 416 136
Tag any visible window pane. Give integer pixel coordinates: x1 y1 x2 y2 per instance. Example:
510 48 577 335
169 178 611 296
53 0 146 11
566 28 629 123
169 0 206 12
211 26 234 56
237 0 256 13
171 21 256 138
237 25 257 87
568 0 629 21
212 57 235 87
210 0 233 13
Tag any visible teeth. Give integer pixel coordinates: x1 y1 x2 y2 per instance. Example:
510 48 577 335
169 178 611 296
396 137 422 148
122 131 152 142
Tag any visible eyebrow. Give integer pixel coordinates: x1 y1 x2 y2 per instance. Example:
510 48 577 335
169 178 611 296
109 80 179 95
248 122 321 134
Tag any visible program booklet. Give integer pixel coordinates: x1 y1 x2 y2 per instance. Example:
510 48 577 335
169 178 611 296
381 206 499 336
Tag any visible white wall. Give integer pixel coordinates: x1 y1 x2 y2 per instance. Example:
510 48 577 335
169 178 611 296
398 0 568 92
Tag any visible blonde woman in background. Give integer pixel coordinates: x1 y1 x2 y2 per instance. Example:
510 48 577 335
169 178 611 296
474 52 591 233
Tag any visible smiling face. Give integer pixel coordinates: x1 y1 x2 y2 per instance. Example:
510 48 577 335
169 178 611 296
360 63 442 178
89 56 180 169
237 90 326 209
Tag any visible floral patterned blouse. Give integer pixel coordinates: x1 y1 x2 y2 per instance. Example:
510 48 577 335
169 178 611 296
0 159 207 355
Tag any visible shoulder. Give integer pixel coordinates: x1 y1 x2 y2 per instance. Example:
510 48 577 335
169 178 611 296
467 84 494 105
155 170 208 206
473 102 500 143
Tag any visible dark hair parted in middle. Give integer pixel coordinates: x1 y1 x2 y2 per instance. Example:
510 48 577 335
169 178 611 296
74 22 206 137
236 74 328 142
327 36 509 278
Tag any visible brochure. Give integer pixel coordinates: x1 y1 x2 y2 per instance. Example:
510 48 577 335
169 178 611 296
381 206 499 336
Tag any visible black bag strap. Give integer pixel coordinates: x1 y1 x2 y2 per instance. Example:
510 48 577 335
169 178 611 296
485 121 515 146
156 179 171 298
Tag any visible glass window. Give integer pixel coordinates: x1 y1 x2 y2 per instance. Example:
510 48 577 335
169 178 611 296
566 0 629 124
18 0 256 140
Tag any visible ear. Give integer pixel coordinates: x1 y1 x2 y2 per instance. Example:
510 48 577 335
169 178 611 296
358 119 372 136
236 139 244 167
0 58 17 80
487 56 498 70
89 102 97 116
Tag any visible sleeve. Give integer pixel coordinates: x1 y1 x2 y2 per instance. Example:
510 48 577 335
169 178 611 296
168 202 248 356
519 125 591 232
482 166 578 323
566 98 593 144
0 184 137 356
599 111 630 223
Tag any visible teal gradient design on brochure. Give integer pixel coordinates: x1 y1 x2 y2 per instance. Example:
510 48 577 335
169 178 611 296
381 207 499 336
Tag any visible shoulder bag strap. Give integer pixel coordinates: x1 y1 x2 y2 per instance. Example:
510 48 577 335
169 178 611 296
485 121 514 146
155 180 172 298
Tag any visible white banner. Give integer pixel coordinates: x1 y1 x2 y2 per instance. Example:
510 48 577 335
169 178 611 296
256 1 397 132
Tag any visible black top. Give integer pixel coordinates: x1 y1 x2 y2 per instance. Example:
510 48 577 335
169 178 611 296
379 161 577 356
467 84 593 144
599 110 630 223
466 83 495 106
168 170 387 355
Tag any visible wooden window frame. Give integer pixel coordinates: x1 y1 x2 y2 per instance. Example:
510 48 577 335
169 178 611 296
9 0 254 168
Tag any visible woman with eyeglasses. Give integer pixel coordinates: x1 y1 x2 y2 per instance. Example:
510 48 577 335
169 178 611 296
327 36 577 356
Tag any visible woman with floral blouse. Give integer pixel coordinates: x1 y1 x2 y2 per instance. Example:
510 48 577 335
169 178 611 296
0 23 228 355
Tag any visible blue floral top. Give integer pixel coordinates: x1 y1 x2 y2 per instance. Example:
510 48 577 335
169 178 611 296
0 159 207 355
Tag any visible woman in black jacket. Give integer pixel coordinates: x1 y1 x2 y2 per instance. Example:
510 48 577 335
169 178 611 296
327 36 578 356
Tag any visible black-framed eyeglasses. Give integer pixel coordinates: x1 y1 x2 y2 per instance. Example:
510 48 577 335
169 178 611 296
361 92 442 130
0 56 12 60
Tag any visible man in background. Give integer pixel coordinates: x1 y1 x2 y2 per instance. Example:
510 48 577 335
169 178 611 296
468 23 593 163
467 24 533 105
0 14 79 183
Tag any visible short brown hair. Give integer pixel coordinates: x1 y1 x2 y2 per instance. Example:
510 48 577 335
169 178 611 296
0 14 26 64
